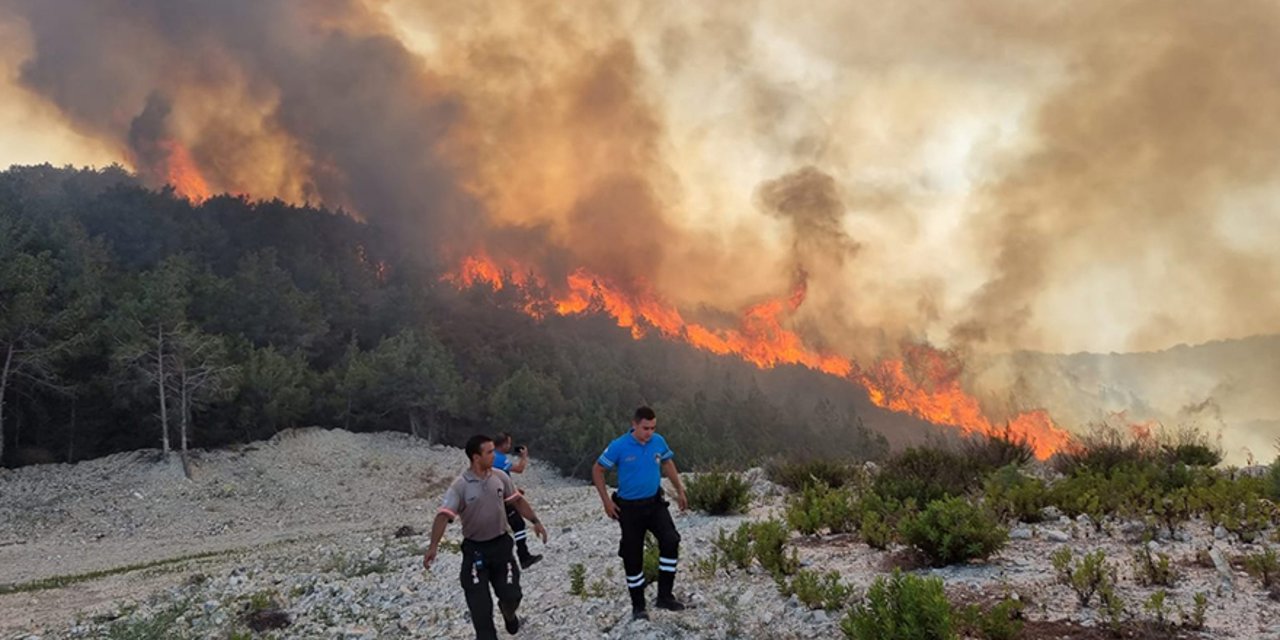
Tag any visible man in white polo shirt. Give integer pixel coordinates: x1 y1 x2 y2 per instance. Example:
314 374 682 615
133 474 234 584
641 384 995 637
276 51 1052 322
425 435 548 639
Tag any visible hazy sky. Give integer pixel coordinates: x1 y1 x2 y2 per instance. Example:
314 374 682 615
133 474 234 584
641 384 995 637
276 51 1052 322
3 0 1278 358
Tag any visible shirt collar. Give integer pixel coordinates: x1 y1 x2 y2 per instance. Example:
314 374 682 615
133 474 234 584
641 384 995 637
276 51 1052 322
463 468 492 482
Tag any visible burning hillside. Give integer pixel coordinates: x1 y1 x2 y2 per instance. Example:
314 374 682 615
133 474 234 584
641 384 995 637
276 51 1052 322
4 0 1278 459
447 254 1070 458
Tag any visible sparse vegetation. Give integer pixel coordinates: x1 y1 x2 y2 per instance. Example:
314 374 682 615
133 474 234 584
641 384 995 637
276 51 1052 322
1245 547 1279 588
785 569 852 611
873 446 979 506
767 457 866 492
569 563 587 597
982 465 1047 524
709 519 798 578
751 519 799 578
786 482 860 535
686 470 752 515
956 598 1025 640
105 600 193 640
0 550 232 596
1052 548 1112 608
713 524 755 571
1132 544 1178 587
1182 592 1209 631
960 430 1035 472
900 497 1007 567
842 570 954 640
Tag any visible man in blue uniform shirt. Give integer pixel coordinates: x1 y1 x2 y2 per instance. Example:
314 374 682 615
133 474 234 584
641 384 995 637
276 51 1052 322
493 432 541 568
592 406 689 620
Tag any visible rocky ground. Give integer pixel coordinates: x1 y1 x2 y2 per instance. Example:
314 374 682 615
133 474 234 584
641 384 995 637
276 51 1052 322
2 428 1279 639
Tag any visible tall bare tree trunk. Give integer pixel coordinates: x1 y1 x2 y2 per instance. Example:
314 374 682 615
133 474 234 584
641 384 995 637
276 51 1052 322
425 413 441 445
179 367 190 453
157 327 169 455
409 410 420 439
67 402 76 463
0 343 12 464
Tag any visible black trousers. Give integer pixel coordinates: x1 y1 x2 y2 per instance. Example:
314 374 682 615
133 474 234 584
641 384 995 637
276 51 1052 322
615 492 680 609
460 535 521 640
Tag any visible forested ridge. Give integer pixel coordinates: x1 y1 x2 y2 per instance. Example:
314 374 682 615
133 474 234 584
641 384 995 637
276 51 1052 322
0 164 911 475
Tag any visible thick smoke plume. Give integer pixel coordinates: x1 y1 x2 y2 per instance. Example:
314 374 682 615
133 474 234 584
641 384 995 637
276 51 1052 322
3 0 1279 456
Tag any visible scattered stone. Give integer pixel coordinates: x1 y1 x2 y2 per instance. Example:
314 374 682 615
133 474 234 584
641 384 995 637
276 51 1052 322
1209 546 1235 593
393 525 416 538
1010 527 1033 540
1042 529 1070 543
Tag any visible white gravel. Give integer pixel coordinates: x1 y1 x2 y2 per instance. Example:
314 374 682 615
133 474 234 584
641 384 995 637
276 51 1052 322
1 428 1278 639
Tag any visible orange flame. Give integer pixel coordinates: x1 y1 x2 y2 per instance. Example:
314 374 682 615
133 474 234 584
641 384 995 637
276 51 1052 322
447 254 1071 458
857 346 1071 458
156 139 211 203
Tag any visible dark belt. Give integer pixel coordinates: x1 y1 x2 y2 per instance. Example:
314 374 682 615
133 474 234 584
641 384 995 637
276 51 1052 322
463 534 511 547
612 490 663 506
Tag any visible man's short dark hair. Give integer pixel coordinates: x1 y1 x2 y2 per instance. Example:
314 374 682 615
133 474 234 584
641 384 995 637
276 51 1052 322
465 435 494 461
494 432 513 447
633 406 656 422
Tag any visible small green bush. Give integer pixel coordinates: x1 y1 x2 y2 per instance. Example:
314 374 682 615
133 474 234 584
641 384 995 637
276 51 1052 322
983 465 1047 523
713 524 755 571
957 598 1025 640
751 519 799 578
1143 590 1172 630
768 458 865 492
842 570 954 640
1245 547 1279 588
686 471 752 515
106 600 192 640
786 569 852 610
1196 475 1271 542
1160 426 1222 467
1047 470 1109 530
710 520 798 578
1097 582 1127 635
1056 423 1220 476
244 589 279 612
1184 592 1209 630
1051 548 1112 608
1164 443 1221 467
1053 423 1152 475
900 497 1007 567
858 491 911 550
874 446 979 506
1132 545 1178 587
960 430 1035 472
1148 486 1196 537
569 563 587 597
786 483 860 535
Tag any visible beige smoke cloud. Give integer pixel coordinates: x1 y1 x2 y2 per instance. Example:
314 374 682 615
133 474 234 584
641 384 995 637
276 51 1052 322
2 0 1278 359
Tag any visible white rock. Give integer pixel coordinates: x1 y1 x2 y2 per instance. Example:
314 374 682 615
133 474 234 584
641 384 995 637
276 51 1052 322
1042 529 1070 543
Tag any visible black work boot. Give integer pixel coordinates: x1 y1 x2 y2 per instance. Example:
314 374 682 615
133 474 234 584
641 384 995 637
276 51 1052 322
519 553 542 569
500 603 520 634
654 595 686 611
656 571 684 610
629 585 647 620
